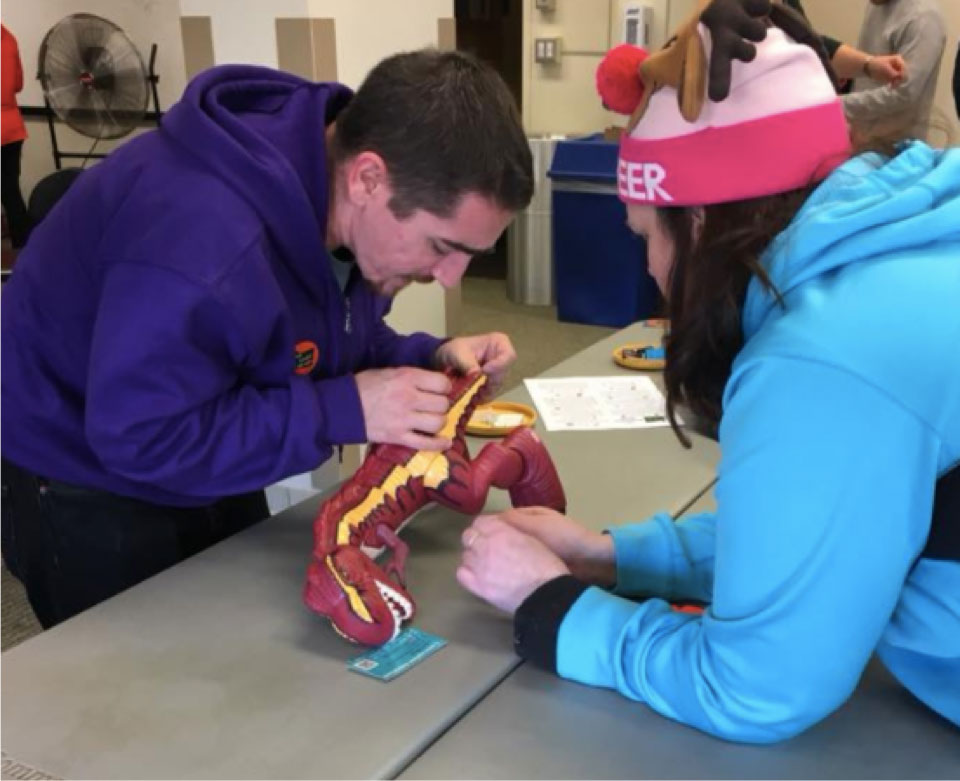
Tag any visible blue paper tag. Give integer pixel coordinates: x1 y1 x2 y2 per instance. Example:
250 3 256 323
347 628 447 681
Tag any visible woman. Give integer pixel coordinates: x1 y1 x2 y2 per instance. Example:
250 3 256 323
457 10 959 742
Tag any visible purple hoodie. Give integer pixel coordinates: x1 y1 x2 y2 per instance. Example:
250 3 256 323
1 66 443 506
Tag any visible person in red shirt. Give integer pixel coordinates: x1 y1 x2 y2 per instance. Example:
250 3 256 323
2 23 32 249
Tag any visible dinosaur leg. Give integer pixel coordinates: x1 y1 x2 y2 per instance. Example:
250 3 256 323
427 445 523 515
428 427 566 514
376 523 410 586
499 427 566 512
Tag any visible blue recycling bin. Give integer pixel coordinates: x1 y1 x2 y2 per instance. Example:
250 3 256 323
548 134 660 328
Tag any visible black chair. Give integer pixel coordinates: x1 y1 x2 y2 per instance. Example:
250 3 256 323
28 168 83 225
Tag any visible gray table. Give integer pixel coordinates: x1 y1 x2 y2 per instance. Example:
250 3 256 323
1 324 719 780
400 493 960 780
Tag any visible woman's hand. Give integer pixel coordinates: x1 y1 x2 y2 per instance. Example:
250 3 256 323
494 506 617 587
457 515 570 614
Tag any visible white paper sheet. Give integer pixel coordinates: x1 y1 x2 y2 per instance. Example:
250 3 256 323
524 376 678 431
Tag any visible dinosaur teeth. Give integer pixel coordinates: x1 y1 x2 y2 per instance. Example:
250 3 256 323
374 580 413 640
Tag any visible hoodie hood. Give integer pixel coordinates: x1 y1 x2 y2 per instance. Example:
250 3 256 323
160 65 353 301
743 141 960 340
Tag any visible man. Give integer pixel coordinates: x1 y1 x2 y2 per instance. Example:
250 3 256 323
0 49 530 628
779 0 907 91
842 0 947 138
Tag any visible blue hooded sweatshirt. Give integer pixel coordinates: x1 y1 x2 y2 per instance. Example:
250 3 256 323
0 66 443 506
550 142 960 741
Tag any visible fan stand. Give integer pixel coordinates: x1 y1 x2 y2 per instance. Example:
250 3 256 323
44 43 162 170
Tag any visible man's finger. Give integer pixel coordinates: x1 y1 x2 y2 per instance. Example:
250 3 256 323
482 352 514 374
444 354 479 376
411 411 447 435
403 431 452 452
443 341 484 371
413 391 450 415
411 368 453 395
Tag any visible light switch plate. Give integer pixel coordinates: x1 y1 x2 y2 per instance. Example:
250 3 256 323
534 36 561 63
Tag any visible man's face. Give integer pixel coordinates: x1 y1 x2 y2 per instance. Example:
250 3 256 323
351 186 513 297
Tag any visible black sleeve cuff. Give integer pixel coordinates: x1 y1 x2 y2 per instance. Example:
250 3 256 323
513 575 590 673
822 34 841 60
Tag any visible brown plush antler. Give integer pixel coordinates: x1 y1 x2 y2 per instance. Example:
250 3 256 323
626 3 709 130
702 0 771 101
619 0 838 131
628 0 772 129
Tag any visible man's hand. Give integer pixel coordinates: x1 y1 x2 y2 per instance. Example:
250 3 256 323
457 515 571 615
494 506 617 587
434 333 517 398
354 367 453 451
868 54 906 87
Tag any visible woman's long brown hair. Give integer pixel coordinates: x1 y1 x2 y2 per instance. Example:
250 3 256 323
658 132 906 447
659 187 813 447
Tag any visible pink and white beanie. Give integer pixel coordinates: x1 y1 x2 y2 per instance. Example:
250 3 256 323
597 26 852 207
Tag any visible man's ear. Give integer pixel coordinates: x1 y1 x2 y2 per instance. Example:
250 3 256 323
344 151 388 206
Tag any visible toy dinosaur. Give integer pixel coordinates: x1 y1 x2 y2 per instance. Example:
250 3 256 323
303 372 566 646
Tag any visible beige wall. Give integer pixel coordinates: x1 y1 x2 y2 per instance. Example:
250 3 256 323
2 1 187 197
178 0 313 67
522 0 698 135
307 0 452 88
523 0 614 134
797 0 959 143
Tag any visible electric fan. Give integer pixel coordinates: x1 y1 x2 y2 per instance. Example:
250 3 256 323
38 13 150 141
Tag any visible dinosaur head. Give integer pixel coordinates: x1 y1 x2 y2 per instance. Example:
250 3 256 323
303 545 415 646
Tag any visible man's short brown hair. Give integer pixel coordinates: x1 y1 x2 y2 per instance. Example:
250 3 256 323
332 49 533 219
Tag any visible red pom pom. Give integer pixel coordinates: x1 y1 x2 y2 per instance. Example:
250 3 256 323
596 44 649 115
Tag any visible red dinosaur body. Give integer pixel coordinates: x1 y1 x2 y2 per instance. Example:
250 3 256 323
303 372 565 645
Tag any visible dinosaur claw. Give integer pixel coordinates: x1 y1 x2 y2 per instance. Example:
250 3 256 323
376 524 410 586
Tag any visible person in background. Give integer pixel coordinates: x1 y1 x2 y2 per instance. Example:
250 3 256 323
780 0 907 90
457 7 959 743
842 0 947 138
1 23 32 249
1 49 528 629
